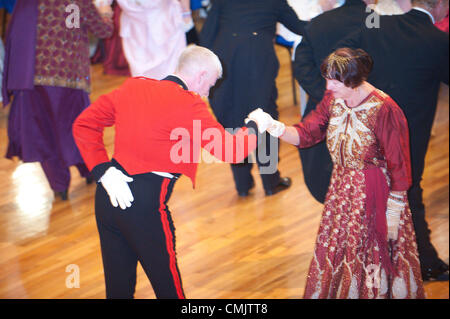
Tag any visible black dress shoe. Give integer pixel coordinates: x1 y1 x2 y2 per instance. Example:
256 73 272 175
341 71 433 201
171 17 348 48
54 190 68 201
238 180 255 197
422 260 449 281
238 191 250 197
265 177 292 196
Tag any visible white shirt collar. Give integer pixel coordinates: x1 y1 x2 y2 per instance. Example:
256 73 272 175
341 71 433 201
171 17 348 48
412 6 435 24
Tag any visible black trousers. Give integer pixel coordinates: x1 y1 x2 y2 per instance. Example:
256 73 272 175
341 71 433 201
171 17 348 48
231 132 281 193
95 165 185 299
408 126 440 270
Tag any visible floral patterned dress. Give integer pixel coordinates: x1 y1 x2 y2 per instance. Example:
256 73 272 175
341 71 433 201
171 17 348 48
295 90 425 299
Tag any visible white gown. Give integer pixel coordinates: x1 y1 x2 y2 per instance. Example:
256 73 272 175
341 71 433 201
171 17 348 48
117 0 187 79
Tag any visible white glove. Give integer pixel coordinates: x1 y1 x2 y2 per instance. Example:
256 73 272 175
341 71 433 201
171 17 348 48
244 108 274 133
386 192 406 241
267 120 286 138
99 167 134 210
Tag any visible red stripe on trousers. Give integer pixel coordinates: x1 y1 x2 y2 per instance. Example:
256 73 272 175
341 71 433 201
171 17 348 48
159 178 185 299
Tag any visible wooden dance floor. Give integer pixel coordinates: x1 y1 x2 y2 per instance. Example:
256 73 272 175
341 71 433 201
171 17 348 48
0 47 448 299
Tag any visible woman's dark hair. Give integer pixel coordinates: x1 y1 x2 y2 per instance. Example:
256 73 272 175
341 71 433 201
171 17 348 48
320 48 374 88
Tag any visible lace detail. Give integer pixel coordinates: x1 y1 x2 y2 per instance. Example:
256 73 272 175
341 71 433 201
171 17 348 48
392 275 408 299
326 93 384 170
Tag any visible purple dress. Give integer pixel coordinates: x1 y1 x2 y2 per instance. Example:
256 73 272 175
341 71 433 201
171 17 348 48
2 0 113 192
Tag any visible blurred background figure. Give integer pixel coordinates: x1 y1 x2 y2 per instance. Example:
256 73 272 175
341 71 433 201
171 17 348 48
435 8 449 32
180 0 199 44
0 0 15 15
1 0 113 200
277 0 344 54
276 0 345 114
91 0 130 76
117 0 186 79
368 0 412 14
0 39 3 104
0 0 16 103
200 0 307 197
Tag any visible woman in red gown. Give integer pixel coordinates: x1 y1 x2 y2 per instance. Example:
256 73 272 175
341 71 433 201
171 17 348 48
247 48 425 299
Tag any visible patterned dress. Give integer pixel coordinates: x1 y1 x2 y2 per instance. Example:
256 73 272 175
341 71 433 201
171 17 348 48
295 90 425 299
2 0 113 192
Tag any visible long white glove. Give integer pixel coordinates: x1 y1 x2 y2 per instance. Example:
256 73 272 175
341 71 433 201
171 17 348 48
386 192 406 240
99 167 134 210
268 120 286 138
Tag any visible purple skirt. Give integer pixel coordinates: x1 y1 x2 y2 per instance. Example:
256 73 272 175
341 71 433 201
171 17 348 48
7 85 89 167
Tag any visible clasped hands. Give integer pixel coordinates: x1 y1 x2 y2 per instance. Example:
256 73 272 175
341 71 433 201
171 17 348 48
244 108 286 137
99 108 283 211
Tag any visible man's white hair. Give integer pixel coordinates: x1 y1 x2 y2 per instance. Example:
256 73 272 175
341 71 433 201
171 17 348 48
175 45 223 79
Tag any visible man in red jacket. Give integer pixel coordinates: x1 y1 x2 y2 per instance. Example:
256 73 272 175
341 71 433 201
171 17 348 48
73 45 268 299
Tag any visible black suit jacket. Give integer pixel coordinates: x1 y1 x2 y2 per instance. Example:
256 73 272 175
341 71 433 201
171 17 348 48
199 0 306 128
294 0 368 105
292 0 369 203
339 9 449 138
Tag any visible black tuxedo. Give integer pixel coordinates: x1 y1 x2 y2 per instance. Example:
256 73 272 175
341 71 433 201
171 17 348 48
338 8 449 270
200 0 306 194
201 0 305 128
293 0 369 203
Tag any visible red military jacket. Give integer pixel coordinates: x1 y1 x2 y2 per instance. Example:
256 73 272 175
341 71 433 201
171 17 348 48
72 76 257 187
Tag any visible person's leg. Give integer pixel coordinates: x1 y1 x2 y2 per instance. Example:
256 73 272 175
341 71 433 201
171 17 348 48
256 132 282 194
75 163 94 184
257 87 290 196
41 158 70 197
230 161 255 196
95 185 138 299
113 171 185 299
133 176 185 298
408 128 448 280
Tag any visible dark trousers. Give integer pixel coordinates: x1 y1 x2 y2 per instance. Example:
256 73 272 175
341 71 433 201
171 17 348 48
408 127 440 270
231 132 281 193
95 166 185 299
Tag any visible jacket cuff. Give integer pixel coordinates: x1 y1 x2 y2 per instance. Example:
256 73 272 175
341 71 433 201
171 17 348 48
244 120 266 147
244 120 258 135
90 162 114 182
